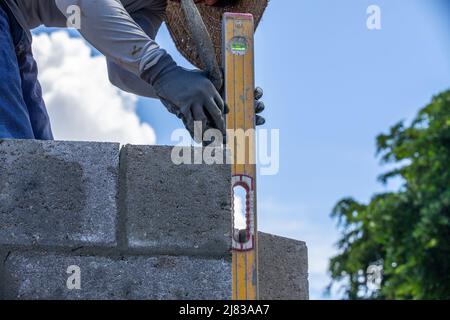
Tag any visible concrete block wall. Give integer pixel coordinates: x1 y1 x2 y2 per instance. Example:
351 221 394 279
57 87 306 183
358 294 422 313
0 140 231 300
258 232 309 300
120 145 231 256
0 140 118 247
0 139 308 300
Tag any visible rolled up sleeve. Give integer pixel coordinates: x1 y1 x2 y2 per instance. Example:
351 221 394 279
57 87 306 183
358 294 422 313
106 5 165 98
55 0 166 78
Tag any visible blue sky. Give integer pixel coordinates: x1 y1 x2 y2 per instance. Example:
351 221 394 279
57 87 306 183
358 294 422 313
35 1 450 299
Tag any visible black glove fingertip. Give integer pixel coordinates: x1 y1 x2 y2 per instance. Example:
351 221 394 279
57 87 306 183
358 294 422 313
255 101 265 114
254 87 264 100
255 115 266 126
224 103 230 115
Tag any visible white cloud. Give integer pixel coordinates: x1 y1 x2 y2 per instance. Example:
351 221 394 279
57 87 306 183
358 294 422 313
32 31 156 145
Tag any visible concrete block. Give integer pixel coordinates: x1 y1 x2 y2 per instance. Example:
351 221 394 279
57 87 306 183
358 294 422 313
0 139 119 247
120 145 231 256
2 252 231 300
258 232 309 300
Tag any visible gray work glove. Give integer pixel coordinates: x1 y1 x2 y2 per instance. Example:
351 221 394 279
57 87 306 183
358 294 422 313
143 52 226 143
220 87 266 124
199 87 265 146
217 87 265 126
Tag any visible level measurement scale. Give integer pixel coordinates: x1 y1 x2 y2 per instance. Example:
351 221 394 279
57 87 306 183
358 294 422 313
223 12 258 300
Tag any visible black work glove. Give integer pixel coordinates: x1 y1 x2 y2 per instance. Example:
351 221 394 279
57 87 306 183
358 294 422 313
201 87 266 147
143 52 226 143
254 87 266 126
219 87 266 125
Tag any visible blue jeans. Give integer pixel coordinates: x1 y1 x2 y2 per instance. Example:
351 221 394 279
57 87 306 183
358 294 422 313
0 2 53 140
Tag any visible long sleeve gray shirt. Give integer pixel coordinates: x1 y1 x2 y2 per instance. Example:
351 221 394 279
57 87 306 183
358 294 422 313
4 0 169 98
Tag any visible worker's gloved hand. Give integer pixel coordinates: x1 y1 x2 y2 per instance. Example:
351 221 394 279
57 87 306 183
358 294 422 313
220 87 266 125
143 52 226 143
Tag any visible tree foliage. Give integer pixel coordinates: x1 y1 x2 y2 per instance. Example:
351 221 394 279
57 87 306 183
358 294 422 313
328 91 450 299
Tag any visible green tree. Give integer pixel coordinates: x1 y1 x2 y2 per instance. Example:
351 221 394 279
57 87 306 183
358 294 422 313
328 90 450 299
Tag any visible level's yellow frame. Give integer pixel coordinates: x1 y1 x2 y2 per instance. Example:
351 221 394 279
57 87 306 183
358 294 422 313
223 12 258 300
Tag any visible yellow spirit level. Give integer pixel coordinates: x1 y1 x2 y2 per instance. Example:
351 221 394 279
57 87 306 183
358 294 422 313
223 12 258 300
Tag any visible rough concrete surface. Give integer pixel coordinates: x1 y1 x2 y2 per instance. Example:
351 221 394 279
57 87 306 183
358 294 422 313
0 140 119 247
0 140 308 301
258 232 309 300
3 252 231 300
120 145 231 256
